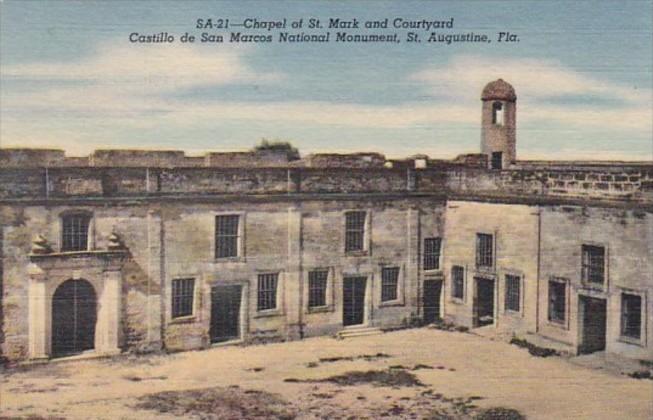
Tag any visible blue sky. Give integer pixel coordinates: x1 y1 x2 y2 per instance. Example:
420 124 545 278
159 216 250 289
1 0 651 160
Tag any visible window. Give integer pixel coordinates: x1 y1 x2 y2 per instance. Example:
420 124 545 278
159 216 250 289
621 293 642 340
381 267 400 302
61 213 91 252
491 152 503 170
257 273 278 311
505 274 520 312
492 101 504 125
451 265 465 300
582 245 605 285
171 278 195 318
423 237 442 270
308 270 328 308
476 233 494 268
548 279 567 323
345 211 366 252
215 215 240 258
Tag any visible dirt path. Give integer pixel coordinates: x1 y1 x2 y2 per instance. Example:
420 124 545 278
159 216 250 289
1 328 651 419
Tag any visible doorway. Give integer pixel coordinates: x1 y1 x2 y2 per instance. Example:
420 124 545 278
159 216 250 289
423 280 442 324
210 285 242 343
474 278 495 327
343 276 366 326
51 279 97 357
491 152 503 170
578 296 607 354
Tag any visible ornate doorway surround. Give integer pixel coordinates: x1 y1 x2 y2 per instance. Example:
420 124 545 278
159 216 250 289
27 250 127 360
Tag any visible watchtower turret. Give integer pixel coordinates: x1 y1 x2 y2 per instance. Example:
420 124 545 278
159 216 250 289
481 79 516 169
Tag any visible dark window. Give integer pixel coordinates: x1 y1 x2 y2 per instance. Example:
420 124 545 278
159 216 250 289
61 213 91 252
345 211 366 252
216 215 240 258
491 152 503 170
308 270 328 308
548 279 567 323
257 273 278 311
451 265 465 299
171 278 195 318
381 267 400 302
505 275 520 312
582 245 605 285
492 101 504 125
621 293 642 339
476 233 494 268
423 238 442 270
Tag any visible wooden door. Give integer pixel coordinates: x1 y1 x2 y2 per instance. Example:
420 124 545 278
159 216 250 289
423 280 442 324
343 277 366 326
210 285 242 343
52 279 97 357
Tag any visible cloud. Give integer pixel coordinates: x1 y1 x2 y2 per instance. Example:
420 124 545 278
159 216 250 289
164 101 476 129
410 55 650 104
409 55 652 136
1 47 651 159
3 41 282 94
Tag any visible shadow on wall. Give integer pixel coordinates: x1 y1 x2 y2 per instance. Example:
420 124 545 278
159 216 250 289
121 258 161 353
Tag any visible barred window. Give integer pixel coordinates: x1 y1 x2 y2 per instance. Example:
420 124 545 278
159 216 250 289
216 215 240 258
171 278 195 318
621 293 642 339
61 213 91 252
381 267 400 302
345 211 366 252
308 270 328 308
257 273 278 311
451 265 465 299
423 238 442 270
505 275 520 312
548 279 567 323
476 233 494 268
582 245 605 284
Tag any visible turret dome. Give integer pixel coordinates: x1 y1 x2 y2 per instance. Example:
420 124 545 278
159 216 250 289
481 79 517 101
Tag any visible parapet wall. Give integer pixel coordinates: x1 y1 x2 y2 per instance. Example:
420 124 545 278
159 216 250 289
0 148 296 168
1 163 651 205
1 148 651 204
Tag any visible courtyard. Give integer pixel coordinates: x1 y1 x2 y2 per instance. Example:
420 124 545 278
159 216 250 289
1 327 651 419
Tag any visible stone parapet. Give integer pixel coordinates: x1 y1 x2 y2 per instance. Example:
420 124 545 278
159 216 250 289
0 149 651 204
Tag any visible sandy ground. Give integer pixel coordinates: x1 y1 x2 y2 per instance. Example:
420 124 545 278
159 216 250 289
1 328 651 419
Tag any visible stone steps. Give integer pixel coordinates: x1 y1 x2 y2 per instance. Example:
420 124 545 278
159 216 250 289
336 326 383 339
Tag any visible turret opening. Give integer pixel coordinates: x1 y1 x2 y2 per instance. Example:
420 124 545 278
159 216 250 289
492 101 504 126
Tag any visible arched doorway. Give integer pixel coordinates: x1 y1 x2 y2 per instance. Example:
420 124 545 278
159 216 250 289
52 279 97 357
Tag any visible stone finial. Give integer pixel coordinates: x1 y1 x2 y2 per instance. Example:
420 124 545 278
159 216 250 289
31 234 52 254
107 231 125 250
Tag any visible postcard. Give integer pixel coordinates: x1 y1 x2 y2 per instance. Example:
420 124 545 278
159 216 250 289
0 1 651 419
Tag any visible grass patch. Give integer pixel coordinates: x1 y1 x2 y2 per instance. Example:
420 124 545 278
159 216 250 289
389 364 409 370
122 375 167 382
474 407 526 420
429 320 470 333
305 352 392 368
308 369 425 388
639 359 653 368
627 370 652 380
510 337 558 358
412 363 435 370
134 386 296 419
